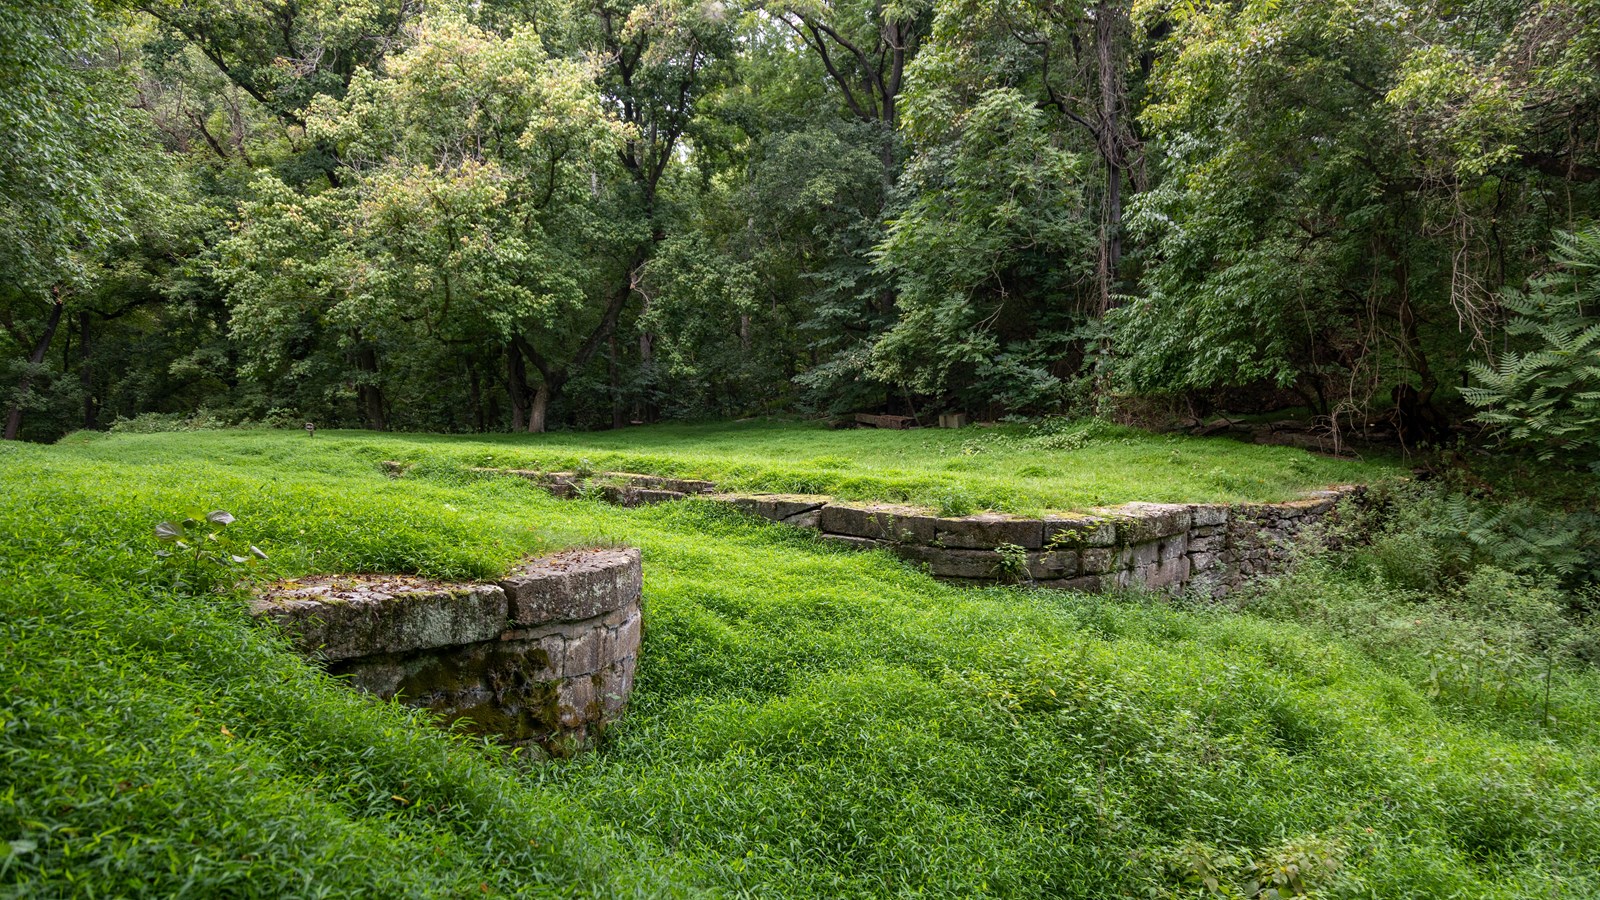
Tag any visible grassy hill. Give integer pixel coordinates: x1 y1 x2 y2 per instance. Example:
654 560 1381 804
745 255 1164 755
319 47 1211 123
1 428 1595 898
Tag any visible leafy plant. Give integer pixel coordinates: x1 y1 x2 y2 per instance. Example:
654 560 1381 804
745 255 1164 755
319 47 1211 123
153 510 268 589
1465 227 1600 466
991 542 1030 583
935 488 976 517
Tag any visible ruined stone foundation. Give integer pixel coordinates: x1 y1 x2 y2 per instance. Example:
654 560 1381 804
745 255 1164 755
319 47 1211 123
250 547 642 756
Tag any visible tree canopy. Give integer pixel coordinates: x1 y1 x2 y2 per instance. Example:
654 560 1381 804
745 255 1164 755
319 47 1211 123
2 0 1596 466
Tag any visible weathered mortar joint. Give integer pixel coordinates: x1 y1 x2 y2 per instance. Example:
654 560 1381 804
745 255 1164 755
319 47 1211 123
250 547 643 758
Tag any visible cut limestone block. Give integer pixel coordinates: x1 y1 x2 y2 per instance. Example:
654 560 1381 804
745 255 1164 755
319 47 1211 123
250 577 508 662
819 503 937 544
500 548 642 625
933 513 1045 550
1043 516 1118 548
715 493 830 524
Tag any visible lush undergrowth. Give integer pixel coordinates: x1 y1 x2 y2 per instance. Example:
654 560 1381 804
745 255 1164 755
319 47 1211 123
108 418 1396 514
3 430 1595 898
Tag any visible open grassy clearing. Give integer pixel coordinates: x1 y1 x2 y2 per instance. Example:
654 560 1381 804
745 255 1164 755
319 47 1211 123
2 430 1595 898
112 419 1399 515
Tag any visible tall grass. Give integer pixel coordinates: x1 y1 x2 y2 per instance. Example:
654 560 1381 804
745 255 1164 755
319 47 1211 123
96 418 1396 513
1 431 1594 898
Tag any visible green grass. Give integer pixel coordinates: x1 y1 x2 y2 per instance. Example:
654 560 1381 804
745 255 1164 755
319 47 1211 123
2 430 1595 898
147 418 1398 514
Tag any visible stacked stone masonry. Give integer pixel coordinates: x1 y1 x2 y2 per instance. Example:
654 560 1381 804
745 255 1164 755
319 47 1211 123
250 548 642 756
463 463 1364 597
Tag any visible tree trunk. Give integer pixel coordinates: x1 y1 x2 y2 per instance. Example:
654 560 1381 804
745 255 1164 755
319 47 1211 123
608 333 625 429
78 311 98 430
4 295 66 441
354 344 387 431
528 382 552 434
467 358 485 433
1096 0 1126 312
507 341 529 432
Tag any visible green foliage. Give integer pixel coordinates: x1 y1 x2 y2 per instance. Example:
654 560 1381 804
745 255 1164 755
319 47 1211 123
4 430 1599 896
0 0 145 294
153 509 269 591
1465 226 1600 466
1 431 1599 896
874 88 1094 408
991 542 1029 583
1350 482 1600 591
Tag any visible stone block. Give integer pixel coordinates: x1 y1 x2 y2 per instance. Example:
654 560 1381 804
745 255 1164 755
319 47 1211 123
1080 546 1130 575
563 628 603 677
1043 574 1111 593
894 544 1002 579
1158 533 1189 562
1191 505 1229 527
1043 516 1117 548
1189 550 1221 573
615 473 718 494
720 493 829 523
817 533 881 551
854 412 915 429
1115 503 1193 543
819 504 936 544
1145 553 1190 590
1036 549 1080 579
556 675 597 728
500 547 642 625
938 412 969 429
598 657 636 719
606 609 643 663
250 579 508 662
614 487 686 507
784 509 823 530
933 513 1045 550
1129 541 1161 569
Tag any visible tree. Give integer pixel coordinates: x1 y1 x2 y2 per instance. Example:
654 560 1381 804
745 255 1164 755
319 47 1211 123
872 88 1094 412
1 0 145 440
218 16 624 432
1116 0 1598 435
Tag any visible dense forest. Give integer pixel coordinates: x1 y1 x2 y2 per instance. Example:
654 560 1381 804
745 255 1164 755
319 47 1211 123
3 0 1598 462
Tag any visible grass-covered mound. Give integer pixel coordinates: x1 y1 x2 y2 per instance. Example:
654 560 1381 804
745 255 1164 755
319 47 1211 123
105 419 1394 514
2 430 1595 898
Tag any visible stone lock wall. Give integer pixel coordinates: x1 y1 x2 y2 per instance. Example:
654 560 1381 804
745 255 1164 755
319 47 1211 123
250 548 642 756
722 491 1363 598
464 464 1364 597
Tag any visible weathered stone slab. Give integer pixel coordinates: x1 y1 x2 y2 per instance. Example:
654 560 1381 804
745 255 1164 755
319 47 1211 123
817 533 882 551
250 578 508 662
604 486 685 507
1113 503 1193 543
608 472 718 495
717 493 830 523
894 544 1067 580
894 544 1002 579
1043 516 1118 548
854 412 915 429
819 504 936 544
1080 546 1132 575
1190 505 1229 527
500 547 642 625
933 513 1045 550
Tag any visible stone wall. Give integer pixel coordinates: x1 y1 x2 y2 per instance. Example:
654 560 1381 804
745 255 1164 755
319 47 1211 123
250 548 642 756
465 464 1363 597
